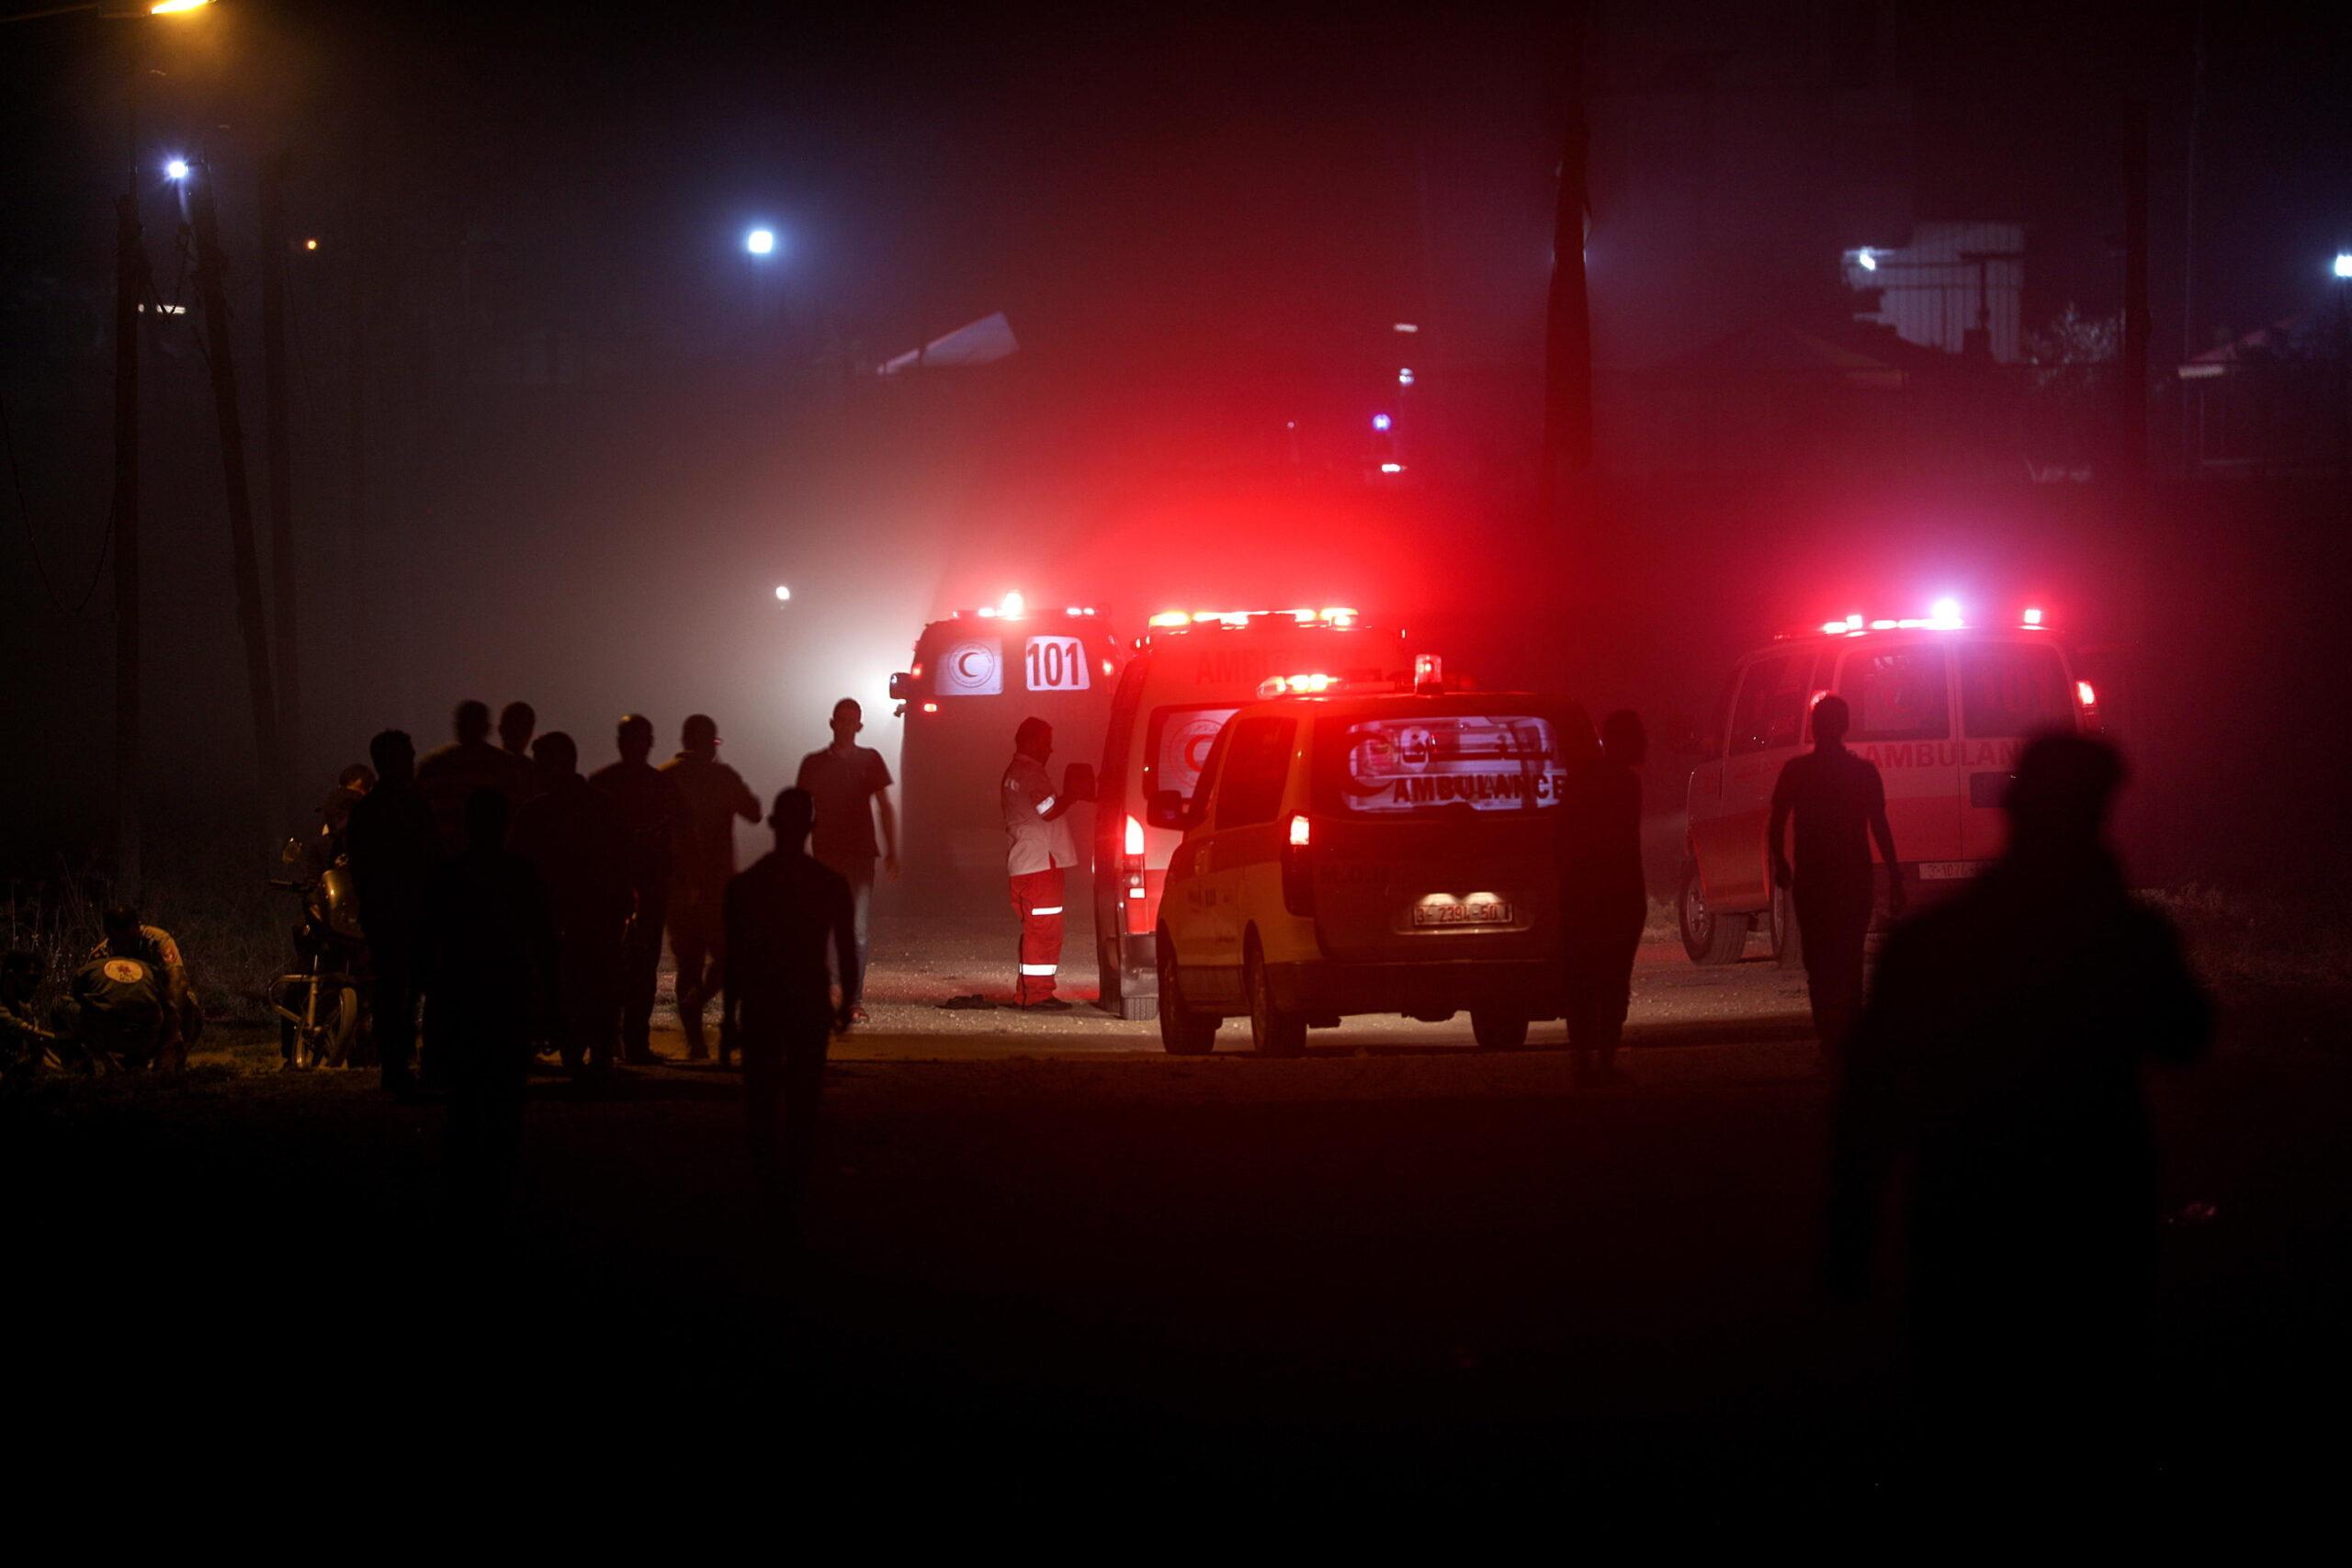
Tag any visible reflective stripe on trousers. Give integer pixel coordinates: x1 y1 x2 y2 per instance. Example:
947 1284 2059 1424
1009 866 1065 1004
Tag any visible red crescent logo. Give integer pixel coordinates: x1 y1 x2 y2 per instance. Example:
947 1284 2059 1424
956 648 989 680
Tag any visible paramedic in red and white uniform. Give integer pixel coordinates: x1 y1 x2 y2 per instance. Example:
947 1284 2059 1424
1002 717 1080 1010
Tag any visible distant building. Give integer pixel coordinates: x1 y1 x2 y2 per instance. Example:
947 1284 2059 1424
1844 221 2026 363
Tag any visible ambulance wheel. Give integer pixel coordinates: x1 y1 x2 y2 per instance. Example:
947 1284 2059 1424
1245 934 1306 1058
1156 933 1217 1055
1679 862 1747 965
1471 1010 1530 1051
1770 884 1805 970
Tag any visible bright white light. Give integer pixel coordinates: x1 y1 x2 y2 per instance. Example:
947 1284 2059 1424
1845 613 1864 631
2022 606 2043 626
1397 367 1416 387
1000 590 1025 618
1379 461 1404 474
745 228 776 256
2335 254 2352 280
1929 596 1963 626
774 584 791 603
1856 248 1878 272
164 158 190 181
1371 412 1392 432
1394 322 1419 333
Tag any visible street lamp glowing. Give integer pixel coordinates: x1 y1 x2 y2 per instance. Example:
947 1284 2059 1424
164 158 190 181
304 238 320 252
745 228 776 256
2334 253 2352 280
774 584 791 603
151 0 214 14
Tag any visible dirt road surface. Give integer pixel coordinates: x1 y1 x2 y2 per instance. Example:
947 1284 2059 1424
8 914 2346 1503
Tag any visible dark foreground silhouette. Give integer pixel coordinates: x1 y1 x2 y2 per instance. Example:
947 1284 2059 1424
1827 734 2210 1477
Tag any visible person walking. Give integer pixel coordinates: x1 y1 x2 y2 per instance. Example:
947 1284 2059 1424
795 697 898 1024
1560 709 1646 1086
721 788 857 1202
512 732 632 1081
661 713 761 1061
347 728 437 1095
1768 694 1901 1062
590 714 682 1065
1001 717 1080 1010
1826 734 2210 1479
424 788 557 1239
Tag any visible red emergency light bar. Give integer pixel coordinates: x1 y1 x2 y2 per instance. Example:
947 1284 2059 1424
1783 602 2054 640
1147 606 1361 631
953 604 1097 620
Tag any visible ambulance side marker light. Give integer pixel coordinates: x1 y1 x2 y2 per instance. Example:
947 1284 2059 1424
921 702 939 714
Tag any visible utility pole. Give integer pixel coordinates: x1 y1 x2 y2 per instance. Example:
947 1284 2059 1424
2120 98 2151 490
1540 5 1595 546
259 145 300 787
111 186 147 902
187 156 284 812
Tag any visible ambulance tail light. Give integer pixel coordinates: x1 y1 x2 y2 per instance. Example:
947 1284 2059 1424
1282 812 1316 915
1122 814 1149 931
1124 814 1147 858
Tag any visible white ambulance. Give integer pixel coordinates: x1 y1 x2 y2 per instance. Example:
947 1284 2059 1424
1088 608 1414 1018
1678 602 2098 965
888 597 1125 886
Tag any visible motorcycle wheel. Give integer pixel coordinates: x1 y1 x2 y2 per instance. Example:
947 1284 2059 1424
318 987 361 1067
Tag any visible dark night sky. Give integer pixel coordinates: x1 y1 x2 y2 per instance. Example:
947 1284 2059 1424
2 1 2347 871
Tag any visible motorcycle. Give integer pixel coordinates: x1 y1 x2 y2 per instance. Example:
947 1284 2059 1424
269 833 370 1068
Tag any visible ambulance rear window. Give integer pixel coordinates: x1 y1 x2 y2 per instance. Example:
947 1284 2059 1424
1146 705 1241 805
1315 712 1566 816
1961 642 2073 738
928 633 1005 696
1837 646 1950 743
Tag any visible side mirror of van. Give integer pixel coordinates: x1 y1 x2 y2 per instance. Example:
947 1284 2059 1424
887 672 911 701
1146 790 1191 832
1664 714 1704 757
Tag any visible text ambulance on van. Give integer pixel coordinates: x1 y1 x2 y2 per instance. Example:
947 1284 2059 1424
1679 602 2098 967
1090 608 1413 1019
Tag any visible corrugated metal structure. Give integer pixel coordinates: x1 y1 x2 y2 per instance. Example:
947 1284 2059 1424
1845 220 2025 363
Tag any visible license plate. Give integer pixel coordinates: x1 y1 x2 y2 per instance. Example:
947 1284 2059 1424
1413 899 1513 927
1917 861 1986 882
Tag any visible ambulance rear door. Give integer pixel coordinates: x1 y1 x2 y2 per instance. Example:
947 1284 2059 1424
1832 636 1962 877
1954 636 2078 862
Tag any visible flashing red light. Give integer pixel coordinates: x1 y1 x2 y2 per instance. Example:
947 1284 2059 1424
2075 681 2097 708
1287 813 1311 849
1125 814 1146 856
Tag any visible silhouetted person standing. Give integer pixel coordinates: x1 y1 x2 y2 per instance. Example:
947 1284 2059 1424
1770 694 1902 1060
796 697 899 1023
590 714 682 1066
499 701 544 805
417 700 536 859
662 713 761 1062
513 732 632 1080
1560 709 1646 1086
424 789 557 1237
347 728 436 1095
1826 735 2210 1476
722 788 856 1201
